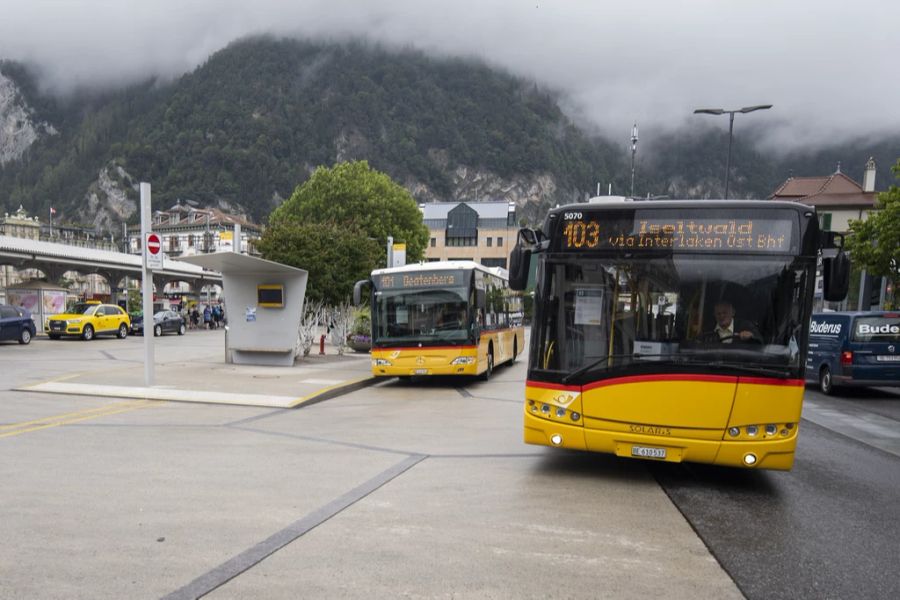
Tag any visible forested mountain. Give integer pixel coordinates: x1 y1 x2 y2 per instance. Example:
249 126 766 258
0 36 897 231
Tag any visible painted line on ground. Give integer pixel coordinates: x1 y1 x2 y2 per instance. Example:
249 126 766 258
0 399 157 439
162 453 427 600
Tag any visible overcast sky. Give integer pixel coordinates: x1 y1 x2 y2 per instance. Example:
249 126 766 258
2 0 898 151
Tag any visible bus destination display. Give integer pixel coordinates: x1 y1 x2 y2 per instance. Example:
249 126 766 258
375 270 465 290
560 215 794 252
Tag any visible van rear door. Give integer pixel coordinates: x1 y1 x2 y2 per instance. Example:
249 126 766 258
848 314 900 384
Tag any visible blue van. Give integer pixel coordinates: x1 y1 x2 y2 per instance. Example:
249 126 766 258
806 312 900 394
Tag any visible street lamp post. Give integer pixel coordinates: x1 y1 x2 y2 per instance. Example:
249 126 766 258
629 123 639 198
693 105 772 199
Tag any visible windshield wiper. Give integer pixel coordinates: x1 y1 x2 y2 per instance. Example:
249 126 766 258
701 360 791 378
561 353 669 384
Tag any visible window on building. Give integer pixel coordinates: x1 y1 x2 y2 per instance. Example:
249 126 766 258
486 237 493 247
430 237 436 248
188 234 195 247
446 204 479 248
497 237 503 247
820 213 832 231
481 258 507 269
169 236 179 252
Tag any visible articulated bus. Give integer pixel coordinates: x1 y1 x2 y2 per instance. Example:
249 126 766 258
508 199 849 470
354 261 525 380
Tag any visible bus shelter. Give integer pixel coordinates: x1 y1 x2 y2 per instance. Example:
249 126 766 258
176 253 308 366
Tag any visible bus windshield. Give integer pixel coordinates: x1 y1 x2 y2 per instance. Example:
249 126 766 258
531 254 811 383
373 286 471 345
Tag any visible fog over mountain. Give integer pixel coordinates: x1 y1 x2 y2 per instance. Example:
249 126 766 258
2 0 898 152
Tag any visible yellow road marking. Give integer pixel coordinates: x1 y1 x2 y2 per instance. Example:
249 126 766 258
0 399 144 430
288 376 372 408
0 400 159 439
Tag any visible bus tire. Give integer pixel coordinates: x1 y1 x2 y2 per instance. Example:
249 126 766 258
819 365 834 395
511 337 518 363
481 348 494 381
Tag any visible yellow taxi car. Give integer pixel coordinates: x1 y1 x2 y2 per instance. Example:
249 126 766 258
45 301 131 340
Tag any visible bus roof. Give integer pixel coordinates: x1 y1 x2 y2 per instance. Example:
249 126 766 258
372 260 509 280
548 199 814 216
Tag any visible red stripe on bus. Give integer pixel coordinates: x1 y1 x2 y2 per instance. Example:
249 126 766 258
529 374 804 392
526 380 581 392
582 374 739 391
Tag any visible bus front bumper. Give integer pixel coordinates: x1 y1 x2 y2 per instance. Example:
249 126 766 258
524 410 798 470
373 363 479 377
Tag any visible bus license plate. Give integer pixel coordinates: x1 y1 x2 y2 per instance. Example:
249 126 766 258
876 355 900 362
414 369 429 375
631 445 667 460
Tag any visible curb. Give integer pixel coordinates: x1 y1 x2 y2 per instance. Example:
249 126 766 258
288 376 383 408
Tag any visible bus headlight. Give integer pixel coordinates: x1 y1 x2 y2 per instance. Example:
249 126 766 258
451 357 475 365
374 358 392 366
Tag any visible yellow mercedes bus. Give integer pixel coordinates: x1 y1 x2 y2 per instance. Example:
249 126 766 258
508 199 849 470
354 261 524 380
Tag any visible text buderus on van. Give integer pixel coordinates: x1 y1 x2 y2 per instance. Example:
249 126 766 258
806 312 900 394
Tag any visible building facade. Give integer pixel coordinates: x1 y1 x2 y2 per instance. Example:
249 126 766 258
769 158 878 233
770 158 883 310
421 201 517 269
1 206 116 296
126 203 262 258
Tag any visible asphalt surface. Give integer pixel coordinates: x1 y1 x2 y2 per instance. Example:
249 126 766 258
652 385 900 600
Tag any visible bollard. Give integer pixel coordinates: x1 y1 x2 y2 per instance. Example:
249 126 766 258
319 334 326 355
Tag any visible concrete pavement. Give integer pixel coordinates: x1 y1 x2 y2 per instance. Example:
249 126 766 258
16 344 379 408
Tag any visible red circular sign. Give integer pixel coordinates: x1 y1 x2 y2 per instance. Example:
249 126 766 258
146 233 161 255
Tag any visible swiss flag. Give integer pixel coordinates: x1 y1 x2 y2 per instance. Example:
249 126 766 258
50 207 56 215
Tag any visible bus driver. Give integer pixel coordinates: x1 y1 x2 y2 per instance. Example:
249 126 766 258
705 300 762 344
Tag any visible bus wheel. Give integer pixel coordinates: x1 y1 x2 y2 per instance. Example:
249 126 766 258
511 338 518 363
481 349 494 381
819 366 834 395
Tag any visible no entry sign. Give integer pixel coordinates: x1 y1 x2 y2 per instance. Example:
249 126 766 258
145 232 163 270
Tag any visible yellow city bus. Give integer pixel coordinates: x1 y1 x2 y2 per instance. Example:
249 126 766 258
354 261 525 380
508 199 849 470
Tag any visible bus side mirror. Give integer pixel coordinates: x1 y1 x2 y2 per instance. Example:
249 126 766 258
509 244 531 291
823 252 850 302
352 280 368 306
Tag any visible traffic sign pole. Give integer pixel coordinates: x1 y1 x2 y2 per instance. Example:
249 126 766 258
140 182 154 386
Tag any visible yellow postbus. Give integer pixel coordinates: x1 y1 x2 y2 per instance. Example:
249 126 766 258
354 261 525 380
508 199 849 470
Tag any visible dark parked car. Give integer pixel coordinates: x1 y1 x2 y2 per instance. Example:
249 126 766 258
131 310 186 336
0 304 37 345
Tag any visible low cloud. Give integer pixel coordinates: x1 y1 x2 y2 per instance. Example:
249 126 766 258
2 0 898 150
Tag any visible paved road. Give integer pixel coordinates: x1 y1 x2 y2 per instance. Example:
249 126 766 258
1 332 898 599
653 384 900 600
0 332 739 600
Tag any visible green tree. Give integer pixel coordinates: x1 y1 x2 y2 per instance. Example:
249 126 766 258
256 220 380 305
270 160 429 263
845 158 900 308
